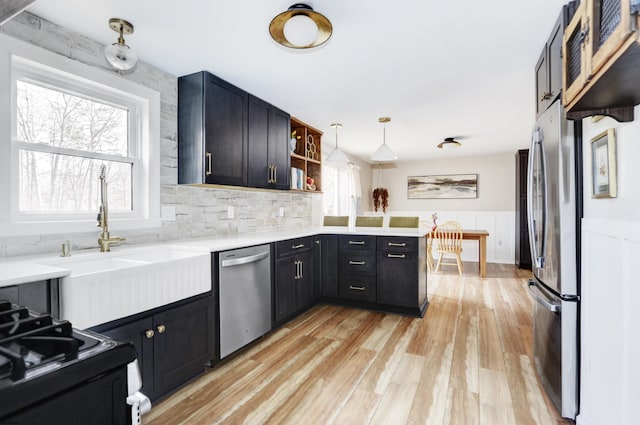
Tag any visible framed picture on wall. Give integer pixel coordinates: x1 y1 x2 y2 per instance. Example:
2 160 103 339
407 174 478 199
590 128 617 198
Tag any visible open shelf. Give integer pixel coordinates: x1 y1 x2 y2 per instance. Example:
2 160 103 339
290 117 323 192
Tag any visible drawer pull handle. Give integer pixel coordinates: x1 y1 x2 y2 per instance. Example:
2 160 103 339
349 260 366 265
388 242 406 247
387 254 406 259
205 152 212 176
348 241 365 245
145 330 155 339
157 324 166 334
292 244 305 249
349 285 366 291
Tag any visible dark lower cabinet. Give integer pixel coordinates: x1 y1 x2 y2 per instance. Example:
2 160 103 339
0 279 59 317
317 235 339 298
376 252 419 308
274 238 315 323
97 294 215 402
376 236 427 312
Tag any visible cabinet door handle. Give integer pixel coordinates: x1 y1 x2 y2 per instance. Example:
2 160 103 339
315 240 320 245
349 260 366 265
299 260 303 278
294 260 301 279
291 244 305 249
348 285 366 291
387 242 406 247
273 165 277 183
387 254 406 259
145 329 155 339
348 241 365 245
157 324 166 334
267 166 272 183
205 152 213 176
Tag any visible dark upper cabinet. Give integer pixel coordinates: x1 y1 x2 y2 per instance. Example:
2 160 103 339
535 5 572 117
178 71 291 189
178 71 248 186
247 95 291 190
515 149 532 269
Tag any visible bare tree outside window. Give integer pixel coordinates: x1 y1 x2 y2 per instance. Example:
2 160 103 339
16 81 132 213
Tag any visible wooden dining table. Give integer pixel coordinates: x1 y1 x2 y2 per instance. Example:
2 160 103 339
428 229 490 277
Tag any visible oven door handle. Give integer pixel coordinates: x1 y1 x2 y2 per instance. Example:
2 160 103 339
528 280 561 313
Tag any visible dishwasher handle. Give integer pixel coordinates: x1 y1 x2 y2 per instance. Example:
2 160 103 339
221 251 270 267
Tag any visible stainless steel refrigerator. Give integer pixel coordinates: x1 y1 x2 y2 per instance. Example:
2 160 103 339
527 99 580 419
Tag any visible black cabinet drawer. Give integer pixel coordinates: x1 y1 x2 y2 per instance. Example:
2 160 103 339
377 237 418 253
338 235 376 251
339 251 376 276
276 236 314 258
339 275 376 303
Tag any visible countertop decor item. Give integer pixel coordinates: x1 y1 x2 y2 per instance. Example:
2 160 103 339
371 117 398 162
373 187 389 212
104 18 137 71
269 3 332 49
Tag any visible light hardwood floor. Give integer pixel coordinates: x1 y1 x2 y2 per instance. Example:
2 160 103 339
145 263 571 425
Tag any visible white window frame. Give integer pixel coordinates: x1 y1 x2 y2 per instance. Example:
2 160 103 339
0 34 160 237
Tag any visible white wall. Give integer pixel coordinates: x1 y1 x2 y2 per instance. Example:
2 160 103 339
577 110 640 425
369 153 516 212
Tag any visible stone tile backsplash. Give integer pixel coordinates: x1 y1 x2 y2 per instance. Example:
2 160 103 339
0 12 313 258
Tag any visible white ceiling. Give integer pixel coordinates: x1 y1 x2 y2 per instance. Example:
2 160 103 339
26 0 567 163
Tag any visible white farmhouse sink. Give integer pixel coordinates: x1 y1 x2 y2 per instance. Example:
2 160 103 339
37 245 211 329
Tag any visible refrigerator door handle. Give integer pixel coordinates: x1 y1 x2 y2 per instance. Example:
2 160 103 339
527 129 548 269
528 280 561 312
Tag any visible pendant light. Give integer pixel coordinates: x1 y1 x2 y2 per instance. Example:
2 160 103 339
104 18 138 71
325 123 350 166
370 117 398 162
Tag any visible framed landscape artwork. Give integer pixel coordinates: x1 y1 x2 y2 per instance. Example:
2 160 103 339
590 128 617 198
407 174 478 199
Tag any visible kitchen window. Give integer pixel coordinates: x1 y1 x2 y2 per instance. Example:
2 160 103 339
0 34 160 236
322 165 353 217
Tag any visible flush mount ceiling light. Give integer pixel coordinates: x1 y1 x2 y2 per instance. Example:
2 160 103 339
269 3 332 49
370 117 398 162
437 137 462 150
325 123 350 166
104 18 138 71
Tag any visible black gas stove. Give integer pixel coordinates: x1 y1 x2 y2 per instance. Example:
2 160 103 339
0 299 148 425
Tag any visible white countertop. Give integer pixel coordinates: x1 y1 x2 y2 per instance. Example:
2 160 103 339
0 226 427 287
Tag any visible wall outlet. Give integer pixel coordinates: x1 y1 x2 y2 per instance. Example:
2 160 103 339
279 207 285 217
227 206 234 219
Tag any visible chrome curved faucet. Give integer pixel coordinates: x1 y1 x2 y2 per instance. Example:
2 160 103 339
97 165 125 252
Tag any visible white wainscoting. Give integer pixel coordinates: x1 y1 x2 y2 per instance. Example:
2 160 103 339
363 210 516 264
576 218 640 425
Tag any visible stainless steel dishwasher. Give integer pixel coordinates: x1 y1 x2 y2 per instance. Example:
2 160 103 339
218 244 272 358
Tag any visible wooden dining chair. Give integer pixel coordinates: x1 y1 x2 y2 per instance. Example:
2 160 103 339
323 215 349 226
355 216 383 227
434 221 463 275
419 220 435 272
